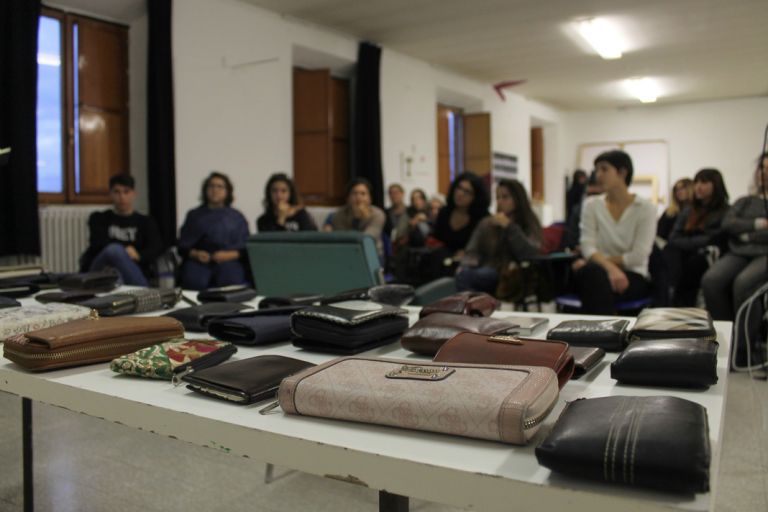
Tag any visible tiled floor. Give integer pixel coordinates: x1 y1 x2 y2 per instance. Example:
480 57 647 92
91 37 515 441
0 372 766 512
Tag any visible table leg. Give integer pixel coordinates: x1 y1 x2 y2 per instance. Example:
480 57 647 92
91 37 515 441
379 490 408 512
22 397 33 512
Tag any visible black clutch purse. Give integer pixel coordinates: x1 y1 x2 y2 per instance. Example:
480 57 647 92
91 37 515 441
547 319 629 352
182 355 315 404
611 339 719 388
207 306 303 345
291 300 409 354
197 284 258 304
164 302 253 332
629 307 716 341
535 396 711 493
36 290 97 304
59 269 120 292
80 288 181 316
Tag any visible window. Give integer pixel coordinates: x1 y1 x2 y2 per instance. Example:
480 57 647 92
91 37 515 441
37 8 129 204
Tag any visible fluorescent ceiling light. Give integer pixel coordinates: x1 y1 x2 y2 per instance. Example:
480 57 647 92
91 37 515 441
626 78 659 103
37 53 61 66
576 18 623 59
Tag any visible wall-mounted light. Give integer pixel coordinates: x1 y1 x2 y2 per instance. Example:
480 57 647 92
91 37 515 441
576 18 623 59
626 77 659 103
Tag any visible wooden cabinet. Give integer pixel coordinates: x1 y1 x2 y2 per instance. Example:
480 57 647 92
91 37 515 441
293 69 349 205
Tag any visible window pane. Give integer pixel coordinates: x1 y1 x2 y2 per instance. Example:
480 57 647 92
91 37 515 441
73 22 80 194
36 16 64 194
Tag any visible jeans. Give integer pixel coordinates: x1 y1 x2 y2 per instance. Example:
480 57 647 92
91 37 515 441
456 266 499 294
89 243 149 287
180 258 248 291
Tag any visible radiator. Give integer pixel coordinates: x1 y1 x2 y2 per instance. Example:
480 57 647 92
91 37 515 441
39 205 103 273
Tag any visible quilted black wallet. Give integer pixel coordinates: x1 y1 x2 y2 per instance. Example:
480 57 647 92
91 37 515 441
611 339 719 388
182 355 315 404
291 300 409 354
535 396 711 493
547 319 629 352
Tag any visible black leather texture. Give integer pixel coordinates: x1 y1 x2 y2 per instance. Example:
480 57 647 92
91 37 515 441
547 319 630 352
611 338 719 388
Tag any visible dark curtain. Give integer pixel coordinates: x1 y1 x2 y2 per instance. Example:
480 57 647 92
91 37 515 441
353 41 384 208
147 0 177 247
0 0 42 256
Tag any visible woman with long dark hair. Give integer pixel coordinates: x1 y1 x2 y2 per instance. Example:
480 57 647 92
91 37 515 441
178 171 250 290
431 171 490 256
703 153 768 320
456 179 542 293
325 177 386 256
666 168 729 306
257 173 316 232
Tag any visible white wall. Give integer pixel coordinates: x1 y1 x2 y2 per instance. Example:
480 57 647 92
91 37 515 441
173 0 560 230
559 97 768 218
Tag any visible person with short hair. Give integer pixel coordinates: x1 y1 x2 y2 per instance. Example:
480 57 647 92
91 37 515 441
325 178 387 256
572 150 656 314
384 183 407 237
178 171 250 290
256 173 317 232
80 173 163 286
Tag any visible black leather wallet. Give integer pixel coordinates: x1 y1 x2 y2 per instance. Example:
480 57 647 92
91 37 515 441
258 293 323 310
535 396 711 493
547 319 630 352
0 296 20 309
611 339 719 388
568 346 606 378
629 307 716 341
80 288 182 316
59 269 120 292
207 306 303 345
182 355 315 404
36 290 97 304
164 302 254 332
291 300 409 354
197 285 258 304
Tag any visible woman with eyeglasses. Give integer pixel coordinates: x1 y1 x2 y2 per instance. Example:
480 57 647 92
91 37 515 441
178 171 250 290
665 168 729 306
432 172 491 257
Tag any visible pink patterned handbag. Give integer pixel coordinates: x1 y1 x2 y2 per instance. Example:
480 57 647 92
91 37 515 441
278 357 559 445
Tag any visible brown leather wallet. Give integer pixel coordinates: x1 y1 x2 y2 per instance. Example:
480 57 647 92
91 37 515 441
3 315 184 371
568 346 606 378
433 332 575 389
401 312 521 356
418 291 499 318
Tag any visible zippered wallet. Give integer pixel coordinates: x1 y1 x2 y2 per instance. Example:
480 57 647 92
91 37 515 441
628 307 716 341
111 339 236 381
3 316 184 371
183 355 315 405
278 357 559 445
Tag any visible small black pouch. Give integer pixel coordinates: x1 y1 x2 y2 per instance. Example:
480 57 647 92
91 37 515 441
207 306 303 345
0 296 21 309
197 284 258 304
258 293 323 310
568 346 606 378
182 355 315 404
81 288 181 316
291 300 409 354
59 269 120 292
36 290 96 304
611 339 719 388
547 319 629 352
535 395 711 493
629 307 716 341
164 302 253 332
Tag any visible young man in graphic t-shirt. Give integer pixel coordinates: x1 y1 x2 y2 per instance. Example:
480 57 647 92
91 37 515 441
80 174 163 286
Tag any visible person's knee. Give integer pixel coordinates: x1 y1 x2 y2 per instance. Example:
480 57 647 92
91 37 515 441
732 271 755 305
102 243 127 257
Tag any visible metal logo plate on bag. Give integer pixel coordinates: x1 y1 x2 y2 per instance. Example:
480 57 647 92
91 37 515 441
386 365 455 381
488 334 523 345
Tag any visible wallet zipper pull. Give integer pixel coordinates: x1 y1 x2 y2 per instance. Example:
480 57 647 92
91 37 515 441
172 366 194 386
259 400 280 415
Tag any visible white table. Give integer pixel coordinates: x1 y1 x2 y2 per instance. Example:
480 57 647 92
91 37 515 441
0 298 731 512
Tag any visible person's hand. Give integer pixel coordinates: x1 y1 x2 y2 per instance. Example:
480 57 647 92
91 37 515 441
125 245 140 261
410 212 428 226
276 202 294 223
352 203 371 220
755 218 768 230
607 266 629 293
192 249 210 263
571 258 587 272
491 212 511 228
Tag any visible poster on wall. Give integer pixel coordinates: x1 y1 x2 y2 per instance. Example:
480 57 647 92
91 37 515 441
492 152 518 182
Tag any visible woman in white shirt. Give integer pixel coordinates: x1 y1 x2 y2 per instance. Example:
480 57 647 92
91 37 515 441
572 150 656 314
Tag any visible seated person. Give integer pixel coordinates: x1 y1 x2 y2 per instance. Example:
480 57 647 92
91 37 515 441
657 178 693 244
572 150 656 314
384 183 407 238
393 188 430 243
456 179 542 294
665 169 729 306
562 170 602 251
427 194 445 225
80 174 162 286
257 173 317 232
178 172 250 290
324 178 386 257
703 153 768 320
431 171 490 258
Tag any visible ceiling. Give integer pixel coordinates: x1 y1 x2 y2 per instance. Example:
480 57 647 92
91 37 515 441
243 0 768 109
